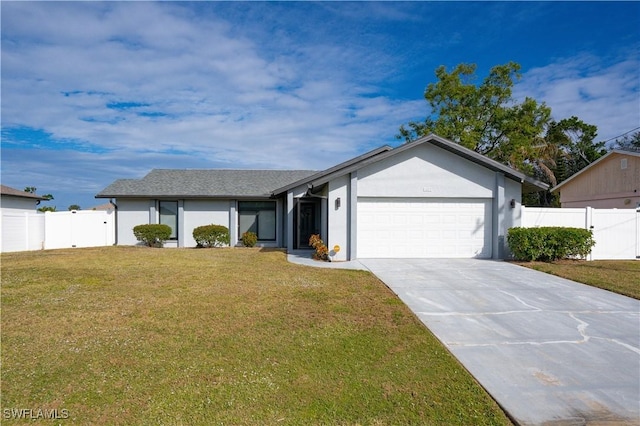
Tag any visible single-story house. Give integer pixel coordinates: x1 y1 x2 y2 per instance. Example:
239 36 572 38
96 134 547 260
552 149 640 209
0 185 46 212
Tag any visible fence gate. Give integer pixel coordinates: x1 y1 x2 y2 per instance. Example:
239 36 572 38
44 210 115 250
591 209 640 260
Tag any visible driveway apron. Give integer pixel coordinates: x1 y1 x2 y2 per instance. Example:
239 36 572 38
359 258 640 426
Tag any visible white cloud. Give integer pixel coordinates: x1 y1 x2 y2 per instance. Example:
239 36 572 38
1 1 418 174
515 52 640 142
4 2 636 210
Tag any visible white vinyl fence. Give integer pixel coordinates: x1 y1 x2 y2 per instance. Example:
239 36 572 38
0 211 45 252
0 210 115 253
521 206 640 260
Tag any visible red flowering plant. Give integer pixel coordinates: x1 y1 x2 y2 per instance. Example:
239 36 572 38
309 234 329 261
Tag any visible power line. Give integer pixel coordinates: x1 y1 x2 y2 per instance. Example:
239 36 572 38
602 126 640 143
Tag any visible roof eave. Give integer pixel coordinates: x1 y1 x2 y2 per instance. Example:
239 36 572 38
308 134 542 190
96 194 275 199
2 193 48 201
271 145 393 196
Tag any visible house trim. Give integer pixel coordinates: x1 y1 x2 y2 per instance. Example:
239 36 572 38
299 135 548 194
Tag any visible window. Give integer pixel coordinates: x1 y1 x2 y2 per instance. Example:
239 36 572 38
238 201 276 241
159 201 178 240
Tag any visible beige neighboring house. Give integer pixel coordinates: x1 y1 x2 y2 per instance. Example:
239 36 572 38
552 149 640 208
89 201 115 211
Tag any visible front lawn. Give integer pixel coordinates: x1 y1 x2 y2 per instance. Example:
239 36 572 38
517 260 640 299
1 247 510 425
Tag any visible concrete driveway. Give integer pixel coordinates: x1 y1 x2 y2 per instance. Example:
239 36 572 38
359 259 640 426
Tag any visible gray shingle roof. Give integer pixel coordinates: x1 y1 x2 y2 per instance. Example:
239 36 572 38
96 169 318 199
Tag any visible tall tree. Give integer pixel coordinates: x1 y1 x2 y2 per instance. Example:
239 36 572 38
25 186 56 211
536 117 604 186
24 186 54 201
526 117 606 206
400 62 608 206
398 62 551 172
612 131 640 151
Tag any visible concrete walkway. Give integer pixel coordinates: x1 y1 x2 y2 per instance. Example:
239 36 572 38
358 258 640 425
287 250 367 270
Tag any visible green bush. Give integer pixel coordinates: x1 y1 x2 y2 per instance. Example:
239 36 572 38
241 231 258 247
133 224 172 248
193 224 230 248
507 227 595 262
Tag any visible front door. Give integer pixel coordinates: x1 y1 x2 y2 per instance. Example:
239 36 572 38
297 201 320 248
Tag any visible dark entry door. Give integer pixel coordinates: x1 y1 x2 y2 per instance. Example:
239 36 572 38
298 201 319 248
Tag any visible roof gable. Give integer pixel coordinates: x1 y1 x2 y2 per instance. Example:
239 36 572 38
551 150 640 192
295 134 548 193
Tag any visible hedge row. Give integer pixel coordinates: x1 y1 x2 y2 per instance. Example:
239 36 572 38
507 227 595 262
134 224 256 248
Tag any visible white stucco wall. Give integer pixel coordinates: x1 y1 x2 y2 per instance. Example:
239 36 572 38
327 175 349 261
287 184 315 250
1 196 39 212
291 185 308 198
115 199 151 245
358 144 495 198
183 200 230 247
339 143 526 259
505 178 522 230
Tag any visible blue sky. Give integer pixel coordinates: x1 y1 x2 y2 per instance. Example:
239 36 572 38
2 1 639 210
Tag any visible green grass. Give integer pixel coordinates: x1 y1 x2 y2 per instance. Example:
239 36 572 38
1 247 511 425
516 260 640 299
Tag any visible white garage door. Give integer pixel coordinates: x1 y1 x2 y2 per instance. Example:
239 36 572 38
357 198 492 258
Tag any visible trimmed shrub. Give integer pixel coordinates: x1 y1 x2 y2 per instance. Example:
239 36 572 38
241 231 258 247
507 227 595 262
193 224 230 248
133 224 172 248
309 234 329 261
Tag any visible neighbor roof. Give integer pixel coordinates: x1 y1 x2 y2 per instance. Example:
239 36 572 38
89 202 116 211
96 169 318 199
552 149 640 192
0 184 47 200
